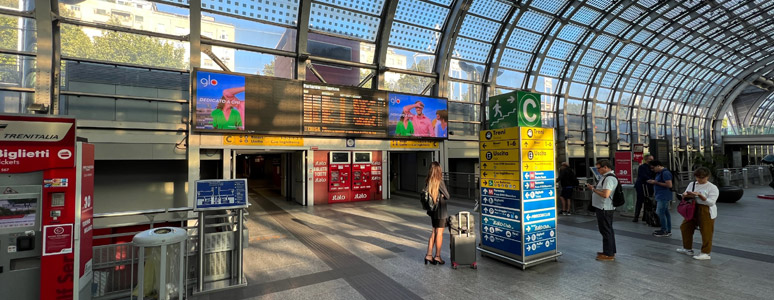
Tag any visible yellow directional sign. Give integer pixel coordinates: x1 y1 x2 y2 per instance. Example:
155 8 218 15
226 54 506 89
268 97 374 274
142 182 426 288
480 150 520 162
521 161 554 172
480 127 520 141
224 135 304 146
520 127 554 140
480 161 520 171
390 140 439 149
481 170 520 180
521 149 554 162
480 139 520 150
521 139 554 149
481 178 521 190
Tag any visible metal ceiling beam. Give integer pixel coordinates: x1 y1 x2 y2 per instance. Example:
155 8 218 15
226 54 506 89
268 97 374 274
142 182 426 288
433 0 472 98
374 0 400 90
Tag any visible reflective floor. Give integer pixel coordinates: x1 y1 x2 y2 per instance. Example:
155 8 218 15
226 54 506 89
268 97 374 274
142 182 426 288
192 184 774 300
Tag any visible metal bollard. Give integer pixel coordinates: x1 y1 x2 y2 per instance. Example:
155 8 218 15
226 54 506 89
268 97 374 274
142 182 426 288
742 168 749 188
723 169 730 186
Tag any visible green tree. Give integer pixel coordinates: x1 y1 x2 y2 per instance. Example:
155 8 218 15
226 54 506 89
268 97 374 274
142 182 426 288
262 60 275 76
390 59 434 94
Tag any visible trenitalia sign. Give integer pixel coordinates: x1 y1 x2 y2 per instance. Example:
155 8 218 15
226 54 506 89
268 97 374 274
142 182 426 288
0 115 76 173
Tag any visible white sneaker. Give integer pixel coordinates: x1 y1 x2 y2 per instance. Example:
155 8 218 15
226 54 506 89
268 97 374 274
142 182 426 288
676 248 694 256
692 253 711 260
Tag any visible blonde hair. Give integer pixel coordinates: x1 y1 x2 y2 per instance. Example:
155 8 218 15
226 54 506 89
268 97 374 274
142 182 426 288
425 162 443 203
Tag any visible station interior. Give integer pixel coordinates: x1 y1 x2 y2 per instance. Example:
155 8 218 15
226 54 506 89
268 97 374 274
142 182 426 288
1 0 774 299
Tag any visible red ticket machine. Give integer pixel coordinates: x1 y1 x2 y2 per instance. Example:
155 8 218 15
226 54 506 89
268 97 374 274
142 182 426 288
328 152 351 192
351 152 372 191
0 115 94 300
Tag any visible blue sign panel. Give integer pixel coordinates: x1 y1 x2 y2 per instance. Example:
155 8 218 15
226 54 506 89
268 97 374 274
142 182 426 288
523 209 555 223
522 188 555 200
524 238 556 256
195 179 248 211
482 205 520 220
482 223 521 240
482 234 522 256
481 187 520 199
481 196 520 210
524 219 556 234
523 199 556 211
522 171 555 180
524 228 556 243
482 215 520 231
522 180 555 190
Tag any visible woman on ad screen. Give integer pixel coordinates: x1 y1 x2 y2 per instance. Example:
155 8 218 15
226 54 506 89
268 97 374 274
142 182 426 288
212 86 245 130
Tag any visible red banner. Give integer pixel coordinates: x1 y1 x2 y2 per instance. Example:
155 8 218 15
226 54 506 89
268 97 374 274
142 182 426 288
632 144 644 164
80 144 95 278
0 115 76 174
614 151 633 184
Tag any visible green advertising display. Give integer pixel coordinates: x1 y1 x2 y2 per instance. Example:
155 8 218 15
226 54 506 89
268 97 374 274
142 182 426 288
488 91 542 129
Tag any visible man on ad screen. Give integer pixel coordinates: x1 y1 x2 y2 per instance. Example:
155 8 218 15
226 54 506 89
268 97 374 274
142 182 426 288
389 93 447 138
402 101 433 137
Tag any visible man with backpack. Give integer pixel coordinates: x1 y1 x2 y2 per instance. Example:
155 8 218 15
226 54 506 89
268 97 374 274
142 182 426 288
647 160 673 237
586 159 618 261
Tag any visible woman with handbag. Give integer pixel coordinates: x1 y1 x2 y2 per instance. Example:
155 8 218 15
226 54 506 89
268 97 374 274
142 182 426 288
423 161 450 265
676 167 719 260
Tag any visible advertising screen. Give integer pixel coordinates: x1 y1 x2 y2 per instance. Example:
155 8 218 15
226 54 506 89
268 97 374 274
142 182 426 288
388 93 448 138
194 69 303 134
195 71 246 131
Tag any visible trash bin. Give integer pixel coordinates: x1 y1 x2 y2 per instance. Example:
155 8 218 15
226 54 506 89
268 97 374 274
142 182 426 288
132 227 187 300
619 184 636 217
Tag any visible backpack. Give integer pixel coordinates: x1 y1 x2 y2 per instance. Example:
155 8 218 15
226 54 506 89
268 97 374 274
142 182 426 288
420 188 438 212
602 174 625 207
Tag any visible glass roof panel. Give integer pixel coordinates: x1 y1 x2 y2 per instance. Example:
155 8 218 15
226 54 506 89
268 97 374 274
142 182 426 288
574 66 595 83
469 0 510 21
531 0 566 14
426 0 452 6
540 58 566 78
388 22 441 53
586 0 613 11
314 0 384 15
571 6 602 24
202 0 299 26
580 49 604 67
500 48 532 71
601 72 619 88
590 34 615 51
394 0 449 30
620 5 645 22
507 28 543 52
546 40 574 60
309 3 380 41
459 15 501 42
602 19 628 35
516 10 553 33
555 24 586 43
608 57 627 73
632 30 654 44
451 37 491 63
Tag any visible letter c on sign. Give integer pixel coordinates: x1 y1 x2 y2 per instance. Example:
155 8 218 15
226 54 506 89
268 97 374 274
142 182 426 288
523 97 538 123
225 136 233 143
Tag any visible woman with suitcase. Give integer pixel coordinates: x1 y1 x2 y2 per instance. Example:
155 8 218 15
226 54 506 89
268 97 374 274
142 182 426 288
424 161 450 265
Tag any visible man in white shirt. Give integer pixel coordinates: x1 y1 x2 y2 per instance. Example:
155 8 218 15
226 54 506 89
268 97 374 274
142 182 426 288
586 159 618 261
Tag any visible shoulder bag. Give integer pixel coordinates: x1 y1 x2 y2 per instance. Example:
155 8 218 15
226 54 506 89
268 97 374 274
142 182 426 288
677 182 697 221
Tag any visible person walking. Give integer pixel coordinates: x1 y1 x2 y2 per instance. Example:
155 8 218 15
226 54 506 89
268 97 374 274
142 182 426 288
676 167 719 260
423 161 450 265
633 155 654 222
648 160 673 237
557 162 578 215
586 159 617 261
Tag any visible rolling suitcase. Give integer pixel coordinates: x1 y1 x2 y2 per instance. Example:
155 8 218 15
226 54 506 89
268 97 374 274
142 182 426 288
448 211 477 269
642 183 660 227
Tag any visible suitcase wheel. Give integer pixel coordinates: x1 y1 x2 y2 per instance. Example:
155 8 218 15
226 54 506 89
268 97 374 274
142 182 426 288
471 262 477 269
452 262 458 269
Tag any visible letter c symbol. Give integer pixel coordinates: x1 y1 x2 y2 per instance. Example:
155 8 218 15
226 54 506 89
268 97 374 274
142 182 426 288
523 97 538 123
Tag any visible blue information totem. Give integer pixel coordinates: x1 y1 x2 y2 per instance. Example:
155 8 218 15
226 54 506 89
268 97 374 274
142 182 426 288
194 179 249 211
478 126 561 270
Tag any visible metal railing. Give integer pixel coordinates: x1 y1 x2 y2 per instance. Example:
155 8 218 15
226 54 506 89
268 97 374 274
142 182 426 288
676 166 772 189
443 172 479 200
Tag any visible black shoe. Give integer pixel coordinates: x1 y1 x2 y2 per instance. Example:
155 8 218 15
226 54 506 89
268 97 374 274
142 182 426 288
434 256 445 265
632 218 639 223
424 255 436 265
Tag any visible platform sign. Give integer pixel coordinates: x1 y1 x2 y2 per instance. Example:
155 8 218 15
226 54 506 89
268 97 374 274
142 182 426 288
194 179 248 211
520 127 558 259
481 140 519 150
480 127 520 141
480 149 520 162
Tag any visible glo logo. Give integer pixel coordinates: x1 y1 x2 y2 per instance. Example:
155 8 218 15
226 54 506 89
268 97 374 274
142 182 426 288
199 74 218 87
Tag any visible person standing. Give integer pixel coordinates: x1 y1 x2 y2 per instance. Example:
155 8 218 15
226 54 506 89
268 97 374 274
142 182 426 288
402 101 433 137
676 167 719 260
586 159 617 261
423 162 450 265
557 162 577 215
633 155 654 222
648 160 673 237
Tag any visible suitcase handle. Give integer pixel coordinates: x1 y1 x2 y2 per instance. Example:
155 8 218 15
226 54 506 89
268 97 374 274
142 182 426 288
458 211 470 237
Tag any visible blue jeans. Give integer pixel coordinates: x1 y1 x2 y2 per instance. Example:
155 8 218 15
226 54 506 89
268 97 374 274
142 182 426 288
656 199 671 233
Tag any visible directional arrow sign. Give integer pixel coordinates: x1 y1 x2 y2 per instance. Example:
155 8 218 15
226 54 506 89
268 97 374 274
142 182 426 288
480 161 520 171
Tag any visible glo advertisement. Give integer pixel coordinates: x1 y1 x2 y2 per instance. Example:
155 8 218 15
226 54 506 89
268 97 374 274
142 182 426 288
195 71 246 131
388 93 448 138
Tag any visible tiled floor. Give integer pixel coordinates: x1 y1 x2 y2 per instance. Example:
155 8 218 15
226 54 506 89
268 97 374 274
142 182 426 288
192 185 774 300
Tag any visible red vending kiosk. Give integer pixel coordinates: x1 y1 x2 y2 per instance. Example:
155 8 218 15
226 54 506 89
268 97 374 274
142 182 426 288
0 115 94 300
351 152 372 191
328 152 351 192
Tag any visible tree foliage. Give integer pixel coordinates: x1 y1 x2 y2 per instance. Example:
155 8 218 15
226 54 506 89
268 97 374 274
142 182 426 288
388 59 434 94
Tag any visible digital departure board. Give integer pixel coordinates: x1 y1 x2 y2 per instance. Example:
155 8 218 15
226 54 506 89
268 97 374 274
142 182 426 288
303 83 388 137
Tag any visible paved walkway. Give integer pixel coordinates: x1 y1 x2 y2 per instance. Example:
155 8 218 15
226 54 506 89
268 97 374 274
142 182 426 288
192 185 774 300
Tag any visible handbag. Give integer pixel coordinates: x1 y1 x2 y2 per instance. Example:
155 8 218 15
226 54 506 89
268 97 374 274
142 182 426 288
677 182 697 221
420 188 438 212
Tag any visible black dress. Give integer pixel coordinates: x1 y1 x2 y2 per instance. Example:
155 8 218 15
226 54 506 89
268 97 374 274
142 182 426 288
427 181 450 228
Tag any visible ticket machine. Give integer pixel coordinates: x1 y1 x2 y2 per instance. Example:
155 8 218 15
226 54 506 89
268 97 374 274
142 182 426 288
328 152 351 192
351 152 372 191
0 115 94 300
